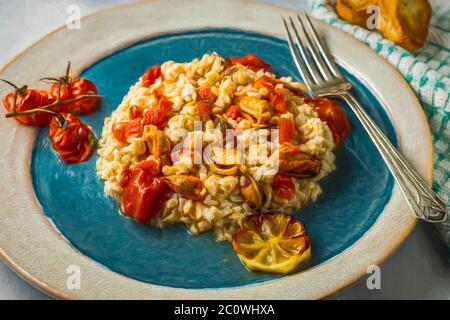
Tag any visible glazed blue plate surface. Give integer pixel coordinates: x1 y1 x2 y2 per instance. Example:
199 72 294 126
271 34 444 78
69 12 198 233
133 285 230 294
31 30 396 289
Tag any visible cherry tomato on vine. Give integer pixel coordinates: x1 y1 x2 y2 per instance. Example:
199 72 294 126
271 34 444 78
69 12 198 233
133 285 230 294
48 113 96 163
50 77 99 115
2 88 55 126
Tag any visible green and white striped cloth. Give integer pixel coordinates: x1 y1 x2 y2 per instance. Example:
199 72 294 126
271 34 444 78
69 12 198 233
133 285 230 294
306 0 450 251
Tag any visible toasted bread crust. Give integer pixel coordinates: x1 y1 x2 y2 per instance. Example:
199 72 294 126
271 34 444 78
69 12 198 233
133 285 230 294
378 0 431 52
336 0 377 27
336 0 431 52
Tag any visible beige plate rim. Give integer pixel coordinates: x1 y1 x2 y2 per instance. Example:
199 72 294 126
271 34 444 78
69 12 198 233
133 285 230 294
0 0 432 300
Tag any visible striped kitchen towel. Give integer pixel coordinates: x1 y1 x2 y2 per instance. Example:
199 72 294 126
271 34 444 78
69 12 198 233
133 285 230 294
306 0 450 252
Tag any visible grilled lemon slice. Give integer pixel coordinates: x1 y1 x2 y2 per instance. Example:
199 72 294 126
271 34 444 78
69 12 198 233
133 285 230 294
232 212 311 274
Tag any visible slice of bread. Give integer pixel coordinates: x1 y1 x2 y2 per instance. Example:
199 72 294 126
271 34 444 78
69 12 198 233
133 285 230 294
336 0 377 28
378 0 431 52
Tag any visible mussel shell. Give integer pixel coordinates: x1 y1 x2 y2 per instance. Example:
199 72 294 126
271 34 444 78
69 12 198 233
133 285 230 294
239 175 264 208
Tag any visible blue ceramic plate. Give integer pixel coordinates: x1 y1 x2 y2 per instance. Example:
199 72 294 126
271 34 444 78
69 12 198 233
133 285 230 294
31 30 396 289
1 0 430 299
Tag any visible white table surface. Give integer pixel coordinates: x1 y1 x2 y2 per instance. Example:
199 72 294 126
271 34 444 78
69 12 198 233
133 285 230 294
0 0 449 300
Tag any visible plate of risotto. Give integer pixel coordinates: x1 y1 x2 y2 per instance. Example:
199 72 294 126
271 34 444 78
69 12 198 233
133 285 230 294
0 0 432 299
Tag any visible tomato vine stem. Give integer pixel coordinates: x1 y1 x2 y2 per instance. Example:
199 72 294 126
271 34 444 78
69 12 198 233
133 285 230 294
0 79 28 113
5 94 102 118
2 63 101 129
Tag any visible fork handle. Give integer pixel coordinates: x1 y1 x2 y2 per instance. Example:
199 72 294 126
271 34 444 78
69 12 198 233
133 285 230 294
335 92 447 223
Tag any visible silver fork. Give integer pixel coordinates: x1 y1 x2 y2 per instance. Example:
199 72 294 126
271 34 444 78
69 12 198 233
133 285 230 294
283 14 448 223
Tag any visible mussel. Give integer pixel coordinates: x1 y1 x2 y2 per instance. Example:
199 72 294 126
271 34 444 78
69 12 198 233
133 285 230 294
212 114 233 137
261 183 273 208
162 175 205 201
143 125 171 157
236 96 271 127
278 144 321 178
239 175 264 208
204 146 242 176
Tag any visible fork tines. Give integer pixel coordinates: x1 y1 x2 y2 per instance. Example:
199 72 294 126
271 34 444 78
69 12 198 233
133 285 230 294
282 14 343 92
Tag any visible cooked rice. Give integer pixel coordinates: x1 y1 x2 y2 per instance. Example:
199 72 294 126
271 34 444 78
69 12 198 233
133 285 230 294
96 53 336 242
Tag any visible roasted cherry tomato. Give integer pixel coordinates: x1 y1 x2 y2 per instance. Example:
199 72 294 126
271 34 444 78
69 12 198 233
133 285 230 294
278 118 296 144
226 105 241 120
50 77 99 115
253 76 287 113
229 54 272 72
198 87 213 101
112 118 144 143
232 212 311 274
141 65 162 88
271 88 287 113
152 87 164 99
129 105 142 120
195 101 212 119
272 174 295 200
113 97 172 142
2 88 55 126
253 75 276 93
306 98 350 147
120 160 170 223
143 97 173 129
48 113 96 163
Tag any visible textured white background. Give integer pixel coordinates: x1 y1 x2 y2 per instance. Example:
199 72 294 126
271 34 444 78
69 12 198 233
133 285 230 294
0 0 449 300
